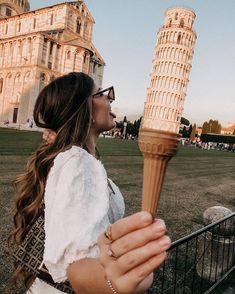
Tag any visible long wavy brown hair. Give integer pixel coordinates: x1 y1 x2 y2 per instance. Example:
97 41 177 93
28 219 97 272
10 72 95 288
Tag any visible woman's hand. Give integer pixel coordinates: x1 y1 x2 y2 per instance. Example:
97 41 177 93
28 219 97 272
42 128 57 144
98 211 171 294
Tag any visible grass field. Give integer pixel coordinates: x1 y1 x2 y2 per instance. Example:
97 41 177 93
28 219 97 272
0 128 235 293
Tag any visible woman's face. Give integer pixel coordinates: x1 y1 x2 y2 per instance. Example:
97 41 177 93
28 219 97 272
91 85 116 134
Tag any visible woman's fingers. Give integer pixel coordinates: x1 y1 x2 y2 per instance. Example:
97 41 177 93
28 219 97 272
42 128 57 144
110 219 166 258
105 235 170 278
111 252 167 294
98 211 153 246
98 214 170 294
115 235 171 274
111 211 153 240
42 129 49 141
98 211 154 277
131 251 167 281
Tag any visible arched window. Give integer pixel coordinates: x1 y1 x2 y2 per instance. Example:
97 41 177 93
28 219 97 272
83 53 87 64
174 13 178 20
180 19 184 28
177 33 181 45
49 42 53 55
15 73 21 82
18 21 21 32
33 18 36 29
0 78 3 93
24 72 31 82
83 22 88 37
40 72 46 90
50 14 54 25
6 8 12 16
40 73 45 81
76 18 81 33
67 51 71 59
9 42 13 57
169 18 172 27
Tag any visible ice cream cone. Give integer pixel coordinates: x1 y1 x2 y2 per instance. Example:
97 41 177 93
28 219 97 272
138 128 180 216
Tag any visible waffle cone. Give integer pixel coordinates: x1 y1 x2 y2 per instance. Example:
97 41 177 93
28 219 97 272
138 128 180 215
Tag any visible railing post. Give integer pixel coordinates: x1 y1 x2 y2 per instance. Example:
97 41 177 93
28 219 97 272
196 206 235 282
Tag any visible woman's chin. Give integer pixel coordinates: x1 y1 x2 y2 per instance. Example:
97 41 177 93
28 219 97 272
108 119 116 130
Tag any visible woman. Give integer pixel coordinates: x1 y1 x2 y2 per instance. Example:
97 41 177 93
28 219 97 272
12 72 170 294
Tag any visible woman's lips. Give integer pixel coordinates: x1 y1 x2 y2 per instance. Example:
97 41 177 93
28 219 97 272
110 111 116 119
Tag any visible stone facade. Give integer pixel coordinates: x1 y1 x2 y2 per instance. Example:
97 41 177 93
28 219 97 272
0 0 105 126
143 7 196 133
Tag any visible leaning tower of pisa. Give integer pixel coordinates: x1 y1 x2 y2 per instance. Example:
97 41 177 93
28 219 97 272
143 7 196 133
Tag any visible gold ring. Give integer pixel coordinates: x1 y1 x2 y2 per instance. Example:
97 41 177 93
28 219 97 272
104 225 113 242
107 246 118 259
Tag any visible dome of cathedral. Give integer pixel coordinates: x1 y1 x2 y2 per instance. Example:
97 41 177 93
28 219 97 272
0 0 30 16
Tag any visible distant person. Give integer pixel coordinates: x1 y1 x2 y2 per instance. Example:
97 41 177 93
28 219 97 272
27 117 34 128
11 72 170 294
232 144 235 152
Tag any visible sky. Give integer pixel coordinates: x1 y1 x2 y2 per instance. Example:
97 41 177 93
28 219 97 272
30 0 235 127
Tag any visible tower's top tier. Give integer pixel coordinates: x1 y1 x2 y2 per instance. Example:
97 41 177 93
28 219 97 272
0 0 30 17
164 6 196 30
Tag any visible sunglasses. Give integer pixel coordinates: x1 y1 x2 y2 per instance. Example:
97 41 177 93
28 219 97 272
93 86 115 103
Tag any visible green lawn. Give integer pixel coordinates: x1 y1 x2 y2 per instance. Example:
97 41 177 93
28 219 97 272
0 128 235 293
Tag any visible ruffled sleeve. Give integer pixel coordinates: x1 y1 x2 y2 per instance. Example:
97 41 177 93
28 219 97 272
43 146 110 283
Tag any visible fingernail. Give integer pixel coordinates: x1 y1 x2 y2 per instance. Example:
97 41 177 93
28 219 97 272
160 236 171 248
141 211 152 223
153 219 166 231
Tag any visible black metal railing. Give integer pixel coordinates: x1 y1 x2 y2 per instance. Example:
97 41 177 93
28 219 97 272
148 213 235 294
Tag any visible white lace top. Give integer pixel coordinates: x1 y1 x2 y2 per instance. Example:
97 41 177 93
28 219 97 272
28 146 125 294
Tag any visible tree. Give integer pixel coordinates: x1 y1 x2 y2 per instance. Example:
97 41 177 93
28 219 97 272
190 123 196 142
180 117 190 126
115 116 142 138
115 120 124 133
129 120 138 136
187 124 193 138
181 126 188 138
202 121 210 134
136 116 142 136
202 119 221 134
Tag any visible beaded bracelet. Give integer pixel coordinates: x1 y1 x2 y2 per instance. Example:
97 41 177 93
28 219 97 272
106 279 118 294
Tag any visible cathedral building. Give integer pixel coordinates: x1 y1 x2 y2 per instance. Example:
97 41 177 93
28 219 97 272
0 0 105 126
